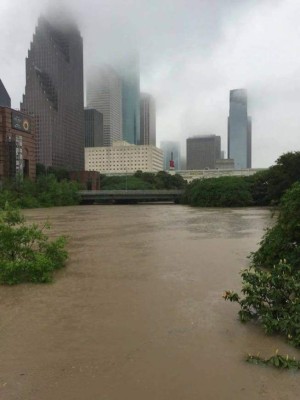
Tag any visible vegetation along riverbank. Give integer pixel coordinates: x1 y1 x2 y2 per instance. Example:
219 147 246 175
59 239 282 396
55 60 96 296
224 178 300 368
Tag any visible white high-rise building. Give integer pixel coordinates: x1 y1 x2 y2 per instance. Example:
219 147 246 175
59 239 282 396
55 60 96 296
86 65 122 146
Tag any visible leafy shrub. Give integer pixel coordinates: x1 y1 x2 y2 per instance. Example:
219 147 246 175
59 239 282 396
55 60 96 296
0 175 80 209
224 260 300 347
183 176 253 207
0 205 68 284
225 183 300 348
252 182 300 268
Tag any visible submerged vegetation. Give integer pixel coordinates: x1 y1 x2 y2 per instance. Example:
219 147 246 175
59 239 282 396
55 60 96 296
225 182 300 366
246 351 300 370
0 204 68 285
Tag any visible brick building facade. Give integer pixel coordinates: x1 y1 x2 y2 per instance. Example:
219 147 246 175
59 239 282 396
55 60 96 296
0 107 36 181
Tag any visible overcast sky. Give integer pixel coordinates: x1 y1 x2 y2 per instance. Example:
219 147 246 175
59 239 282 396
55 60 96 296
1 0 299 167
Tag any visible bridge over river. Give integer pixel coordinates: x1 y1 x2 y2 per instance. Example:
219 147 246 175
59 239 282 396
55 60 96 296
79 189 184 204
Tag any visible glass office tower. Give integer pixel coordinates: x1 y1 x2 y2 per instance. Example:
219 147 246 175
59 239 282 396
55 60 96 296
21 16 84 170
140 93 156 146
116 54 140 145
86 65 122 146
227 89 252 169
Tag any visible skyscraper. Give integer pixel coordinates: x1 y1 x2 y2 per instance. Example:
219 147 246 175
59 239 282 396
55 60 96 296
227 89 252 169
186 135 221 170
21 16 84 170
0 80 11 108
160 141 181 171
84 109 104 147
116 54 140 145
140 93 156 146
86 65 122 146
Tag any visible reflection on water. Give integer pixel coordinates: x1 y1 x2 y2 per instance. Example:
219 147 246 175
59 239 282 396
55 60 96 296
1 205 299 400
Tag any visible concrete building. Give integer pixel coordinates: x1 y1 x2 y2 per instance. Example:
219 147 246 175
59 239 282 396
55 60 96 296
140 93 156 146
115 54 140 144
160 141 181 171
84 109 103 147
0 80 11 108
215 158 235 170
85 141 163 174
0 107 36 181
186 135 221 170
21 16 84 170
228 89 252 169
86 65 122 146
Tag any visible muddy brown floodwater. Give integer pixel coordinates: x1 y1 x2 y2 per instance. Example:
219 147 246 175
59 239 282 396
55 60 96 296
1 204 300 400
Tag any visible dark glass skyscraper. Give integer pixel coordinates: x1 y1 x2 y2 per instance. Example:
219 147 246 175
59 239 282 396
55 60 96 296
21 16 84 170
186 135 221 170
84 108 103 147
227 89 252 169
140 93 156 146
116 55 140 145
0 80 11 108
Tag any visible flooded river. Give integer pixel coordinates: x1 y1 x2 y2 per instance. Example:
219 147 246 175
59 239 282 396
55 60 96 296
1 205 300 399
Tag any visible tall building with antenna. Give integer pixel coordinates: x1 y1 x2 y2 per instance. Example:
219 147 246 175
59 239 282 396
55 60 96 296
21 16 84 170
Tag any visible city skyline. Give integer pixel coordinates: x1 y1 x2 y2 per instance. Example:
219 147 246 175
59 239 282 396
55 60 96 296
2 0 300 167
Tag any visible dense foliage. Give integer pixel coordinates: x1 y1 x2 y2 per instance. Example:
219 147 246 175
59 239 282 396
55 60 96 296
183 176 253 207
224 183 300 347
0 174 80 209
0 205 68 284
100 170 187 190
183 151 300 208
252 182 300 268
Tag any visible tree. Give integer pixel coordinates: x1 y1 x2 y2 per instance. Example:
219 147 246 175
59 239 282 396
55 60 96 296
0 205 68 284
183 176 253 207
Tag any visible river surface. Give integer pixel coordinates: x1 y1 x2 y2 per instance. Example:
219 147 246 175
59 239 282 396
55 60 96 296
1 205 300 399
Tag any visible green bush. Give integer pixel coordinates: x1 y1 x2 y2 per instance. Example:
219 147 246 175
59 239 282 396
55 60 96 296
183 176 253 207
100 171 187 190
0 205 68 284
252 182 300 268
224 261 300 347
225 183 300 347
0 175 80 209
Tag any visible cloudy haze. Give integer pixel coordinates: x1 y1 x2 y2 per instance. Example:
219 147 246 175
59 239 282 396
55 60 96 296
1 0 299 167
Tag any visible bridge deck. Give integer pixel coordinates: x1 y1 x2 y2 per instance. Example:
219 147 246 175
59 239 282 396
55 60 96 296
78 190 184 202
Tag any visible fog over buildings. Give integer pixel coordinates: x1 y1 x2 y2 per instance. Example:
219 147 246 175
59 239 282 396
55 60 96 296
2 0 300 168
